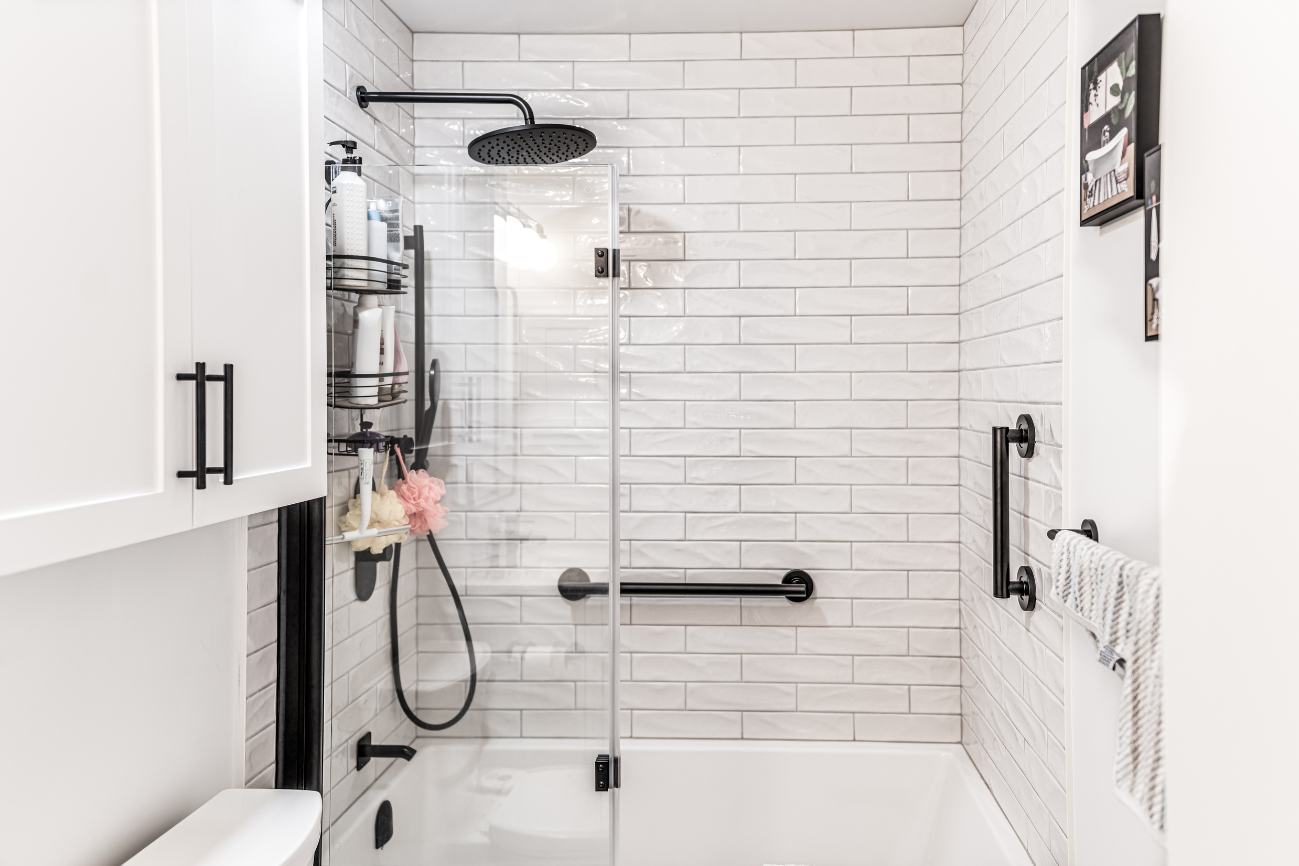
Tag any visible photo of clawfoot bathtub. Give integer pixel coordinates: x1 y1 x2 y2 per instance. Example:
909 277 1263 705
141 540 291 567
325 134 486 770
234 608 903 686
1080 15 1161 226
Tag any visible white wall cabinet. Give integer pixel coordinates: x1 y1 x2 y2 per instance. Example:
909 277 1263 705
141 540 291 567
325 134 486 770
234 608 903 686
0 0 324 577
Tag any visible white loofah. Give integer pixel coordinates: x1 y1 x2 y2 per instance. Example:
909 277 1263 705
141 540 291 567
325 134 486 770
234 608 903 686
336 450 409 553
337 490 408 553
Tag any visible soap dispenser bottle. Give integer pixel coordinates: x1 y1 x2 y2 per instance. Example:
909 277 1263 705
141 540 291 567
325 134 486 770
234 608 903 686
330 139 368 268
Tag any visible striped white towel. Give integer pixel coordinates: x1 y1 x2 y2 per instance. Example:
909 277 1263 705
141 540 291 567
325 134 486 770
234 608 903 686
1052 530 1164 834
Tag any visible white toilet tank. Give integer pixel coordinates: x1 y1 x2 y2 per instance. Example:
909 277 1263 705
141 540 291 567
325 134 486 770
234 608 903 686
123 789 321 866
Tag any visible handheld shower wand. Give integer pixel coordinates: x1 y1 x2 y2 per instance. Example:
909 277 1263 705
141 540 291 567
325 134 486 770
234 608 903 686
412 359 440 473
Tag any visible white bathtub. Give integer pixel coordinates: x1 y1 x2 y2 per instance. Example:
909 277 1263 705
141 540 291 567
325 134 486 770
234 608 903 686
330 738 1031 866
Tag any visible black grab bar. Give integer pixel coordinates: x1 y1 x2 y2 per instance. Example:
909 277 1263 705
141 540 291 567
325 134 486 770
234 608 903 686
992 414 1037 611
558 569 814 603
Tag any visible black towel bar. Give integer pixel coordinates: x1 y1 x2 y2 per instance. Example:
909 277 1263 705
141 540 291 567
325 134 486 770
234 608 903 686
1047 519 1100 542
558 569 814 603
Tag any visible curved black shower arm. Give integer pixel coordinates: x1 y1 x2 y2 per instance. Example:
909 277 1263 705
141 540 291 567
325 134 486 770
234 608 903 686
355 86 536 125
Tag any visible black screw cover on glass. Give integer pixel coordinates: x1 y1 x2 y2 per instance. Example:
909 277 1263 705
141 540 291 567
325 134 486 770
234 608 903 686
992 414 1037 611
355 86 598 165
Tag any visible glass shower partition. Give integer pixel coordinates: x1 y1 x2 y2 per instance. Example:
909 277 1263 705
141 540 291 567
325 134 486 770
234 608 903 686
323 162 621 865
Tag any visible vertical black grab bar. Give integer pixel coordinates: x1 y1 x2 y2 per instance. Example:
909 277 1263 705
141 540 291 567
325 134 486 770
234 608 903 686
991 414 1037 611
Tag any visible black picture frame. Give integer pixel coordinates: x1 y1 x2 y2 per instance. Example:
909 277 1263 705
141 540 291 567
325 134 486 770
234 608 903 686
1079 14 1162 227
1144 145 1161 341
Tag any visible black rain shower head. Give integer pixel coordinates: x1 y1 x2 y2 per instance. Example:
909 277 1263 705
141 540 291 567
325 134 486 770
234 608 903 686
468 123 598 166
356 86 598 166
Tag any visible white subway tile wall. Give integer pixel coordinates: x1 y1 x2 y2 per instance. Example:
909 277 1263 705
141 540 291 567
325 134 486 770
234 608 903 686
321 0 421 829
958 0 1067 864
245 510 278 788
413 25 966 745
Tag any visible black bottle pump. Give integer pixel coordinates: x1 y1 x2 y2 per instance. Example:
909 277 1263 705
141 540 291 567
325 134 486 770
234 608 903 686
328 138 362 177
325 138 363 224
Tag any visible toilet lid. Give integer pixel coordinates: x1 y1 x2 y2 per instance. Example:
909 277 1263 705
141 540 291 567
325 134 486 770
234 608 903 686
488 767 607 862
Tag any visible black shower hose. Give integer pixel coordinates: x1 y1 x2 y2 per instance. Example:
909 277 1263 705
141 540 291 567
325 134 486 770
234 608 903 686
386 507 477 731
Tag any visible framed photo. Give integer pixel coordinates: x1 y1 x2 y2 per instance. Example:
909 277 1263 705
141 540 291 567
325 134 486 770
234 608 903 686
1080 14 1162 226
1144 145 1161 340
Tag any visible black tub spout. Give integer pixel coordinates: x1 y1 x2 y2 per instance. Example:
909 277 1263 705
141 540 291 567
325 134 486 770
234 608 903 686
356 732 416 770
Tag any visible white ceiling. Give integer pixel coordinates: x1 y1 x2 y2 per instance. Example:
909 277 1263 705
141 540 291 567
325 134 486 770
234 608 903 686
388 0 977 35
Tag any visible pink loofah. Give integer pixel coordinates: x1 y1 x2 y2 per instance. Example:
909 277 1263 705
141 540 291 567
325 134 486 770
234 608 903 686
393 446 449 534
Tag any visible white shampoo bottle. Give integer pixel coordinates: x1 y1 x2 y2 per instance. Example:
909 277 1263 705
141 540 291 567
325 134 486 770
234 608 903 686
331 141 368 276
353 305 383 406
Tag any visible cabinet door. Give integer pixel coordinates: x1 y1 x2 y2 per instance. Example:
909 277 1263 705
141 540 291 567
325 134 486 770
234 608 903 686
187 0 326 525
0 0 195 576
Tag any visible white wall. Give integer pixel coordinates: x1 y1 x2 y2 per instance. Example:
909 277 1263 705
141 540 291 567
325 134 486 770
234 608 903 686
1062 2 1165 864
0 521 247 866
1064 0 1161 568
957 0 1069 863
413 26 969 744
1161 2 1299 864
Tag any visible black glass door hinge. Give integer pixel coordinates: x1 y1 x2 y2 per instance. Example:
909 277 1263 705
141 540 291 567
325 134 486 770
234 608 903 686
593 247 620 279
594 753 621 791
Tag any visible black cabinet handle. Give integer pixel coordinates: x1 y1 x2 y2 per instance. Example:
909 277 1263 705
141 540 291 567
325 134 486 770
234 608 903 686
218 363 233 485
177 362 209 489
992 414 1037 611
177 362 234 489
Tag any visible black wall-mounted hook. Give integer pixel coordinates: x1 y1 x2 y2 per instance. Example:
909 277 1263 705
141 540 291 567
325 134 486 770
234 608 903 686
992 414 1037 611
353 546 393 601
1047 518 1099 543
